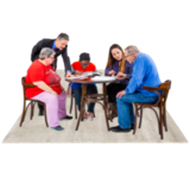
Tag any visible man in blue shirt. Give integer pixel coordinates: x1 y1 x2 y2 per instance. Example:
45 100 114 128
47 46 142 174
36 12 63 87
110 45 161 132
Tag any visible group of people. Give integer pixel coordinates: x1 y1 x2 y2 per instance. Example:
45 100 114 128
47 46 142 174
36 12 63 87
25 33 161 132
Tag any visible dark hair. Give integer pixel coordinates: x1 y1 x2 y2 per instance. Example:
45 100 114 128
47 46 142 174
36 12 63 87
79 53 90 61
57 33 69 41
105 44 125 73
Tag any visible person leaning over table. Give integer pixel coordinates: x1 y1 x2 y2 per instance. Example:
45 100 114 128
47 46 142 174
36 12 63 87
110 45 162 133
69 53 98 121
31 33 72 116
25 48 72 132
105 44 133 119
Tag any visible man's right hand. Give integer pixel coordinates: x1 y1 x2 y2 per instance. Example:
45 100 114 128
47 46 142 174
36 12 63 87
65 72 72 77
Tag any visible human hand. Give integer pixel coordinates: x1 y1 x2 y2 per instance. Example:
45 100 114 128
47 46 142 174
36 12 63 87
51 90 58 98
74 71 83 76
109 70 116 75
116 72 126 78
65 72 72 77
116 90 126 98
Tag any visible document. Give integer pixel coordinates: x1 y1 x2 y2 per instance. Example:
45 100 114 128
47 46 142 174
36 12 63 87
91 76 117 81
65 75 88 80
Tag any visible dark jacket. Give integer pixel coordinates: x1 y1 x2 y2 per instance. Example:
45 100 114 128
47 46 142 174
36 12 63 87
31 38 71 72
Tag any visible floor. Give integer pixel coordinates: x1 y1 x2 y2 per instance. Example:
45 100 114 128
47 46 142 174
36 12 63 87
2 70 187 143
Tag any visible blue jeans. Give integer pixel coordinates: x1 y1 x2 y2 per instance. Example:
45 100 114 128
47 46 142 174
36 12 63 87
116 92 159 129
72 86 97 113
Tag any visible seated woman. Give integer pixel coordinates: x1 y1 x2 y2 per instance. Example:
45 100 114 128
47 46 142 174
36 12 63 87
70 53 98 121
25 48 72 131
105 44 133 119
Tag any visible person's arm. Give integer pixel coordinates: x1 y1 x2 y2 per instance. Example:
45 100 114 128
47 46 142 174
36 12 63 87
33 81 58 97
62 45 72 75
105 67 112 75
125 60 145 94
31 39 44 62
125 63 134 79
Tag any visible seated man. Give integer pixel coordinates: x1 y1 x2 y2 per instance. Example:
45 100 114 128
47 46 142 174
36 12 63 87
71 53 98 121
110 45 162 132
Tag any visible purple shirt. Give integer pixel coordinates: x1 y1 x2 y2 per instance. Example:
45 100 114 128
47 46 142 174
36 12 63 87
105 60 133 85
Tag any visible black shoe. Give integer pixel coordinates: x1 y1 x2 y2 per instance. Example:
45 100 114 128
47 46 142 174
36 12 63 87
110 126 132 133
50 125 64 131
38 110 44 116
59 115 73 120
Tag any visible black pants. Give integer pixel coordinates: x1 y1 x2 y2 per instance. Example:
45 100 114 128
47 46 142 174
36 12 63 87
38 103 44 113
107 83 127 103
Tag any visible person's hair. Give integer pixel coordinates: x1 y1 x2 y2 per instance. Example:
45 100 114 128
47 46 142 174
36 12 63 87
57 33 69 41
105 44 125 73
125 45 140 55
39 48 55 60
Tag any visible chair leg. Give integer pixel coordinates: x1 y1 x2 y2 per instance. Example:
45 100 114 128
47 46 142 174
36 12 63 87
20 103 26 127
43 104 48 127
133 105 138 135
163 107 168 132
75 100 77 119
159 106 164 140
70 95 73 114
30 101 34 120
20 101 32 126
138 108 143 128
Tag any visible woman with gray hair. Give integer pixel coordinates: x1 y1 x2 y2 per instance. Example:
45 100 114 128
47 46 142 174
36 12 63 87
25 47 72 131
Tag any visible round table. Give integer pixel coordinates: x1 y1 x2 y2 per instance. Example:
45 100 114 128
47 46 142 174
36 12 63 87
65 76 124 131
65 76 119 131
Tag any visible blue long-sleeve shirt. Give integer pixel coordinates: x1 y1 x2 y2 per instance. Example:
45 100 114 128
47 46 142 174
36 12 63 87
51 41 71 73
105 60 133 85
125 53 161 96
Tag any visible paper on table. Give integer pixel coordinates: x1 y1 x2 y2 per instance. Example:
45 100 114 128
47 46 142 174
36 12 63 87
91 76 117 81
65 76 88 80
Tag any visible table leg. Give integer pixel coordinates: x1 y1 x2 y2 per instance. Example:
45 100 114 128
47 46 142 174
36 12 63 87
103 83 110 131
75 84 87 131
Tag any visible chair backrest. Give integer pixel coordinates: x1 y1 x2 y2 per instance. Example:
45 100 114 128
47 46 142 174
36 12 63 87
158 80 172 107
21 77 35 100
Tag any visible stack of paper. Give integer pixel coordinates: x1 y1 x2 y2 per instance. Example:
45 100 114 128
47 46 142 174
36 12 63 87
65 76 88 80
91 76 117 81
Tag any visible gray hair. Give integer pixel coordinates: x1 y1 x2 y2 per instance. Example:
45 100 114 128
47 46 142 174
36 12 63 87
39 48 55 59
125 45 140 55
57 33 69 41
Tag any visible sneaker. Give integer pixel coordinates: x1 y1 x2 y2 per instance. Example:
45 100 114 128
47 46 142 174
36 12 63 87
50 125 64 131
83 112 88 121
59 115 73 120
87 112 93 121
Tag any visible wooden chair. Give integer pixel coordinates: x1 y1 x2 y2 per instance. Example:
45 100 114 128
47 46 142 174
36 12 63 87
133 80 171 140
69 92 96 119
19 77 48 127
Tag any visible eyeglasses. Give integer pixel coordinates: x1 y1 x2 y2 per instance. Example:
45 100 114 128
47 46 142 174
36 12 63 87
48 56 55 60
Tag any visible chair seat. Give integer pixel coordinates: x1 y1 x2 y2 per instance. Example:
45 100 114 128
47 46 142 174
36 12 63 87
134 102 159 107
